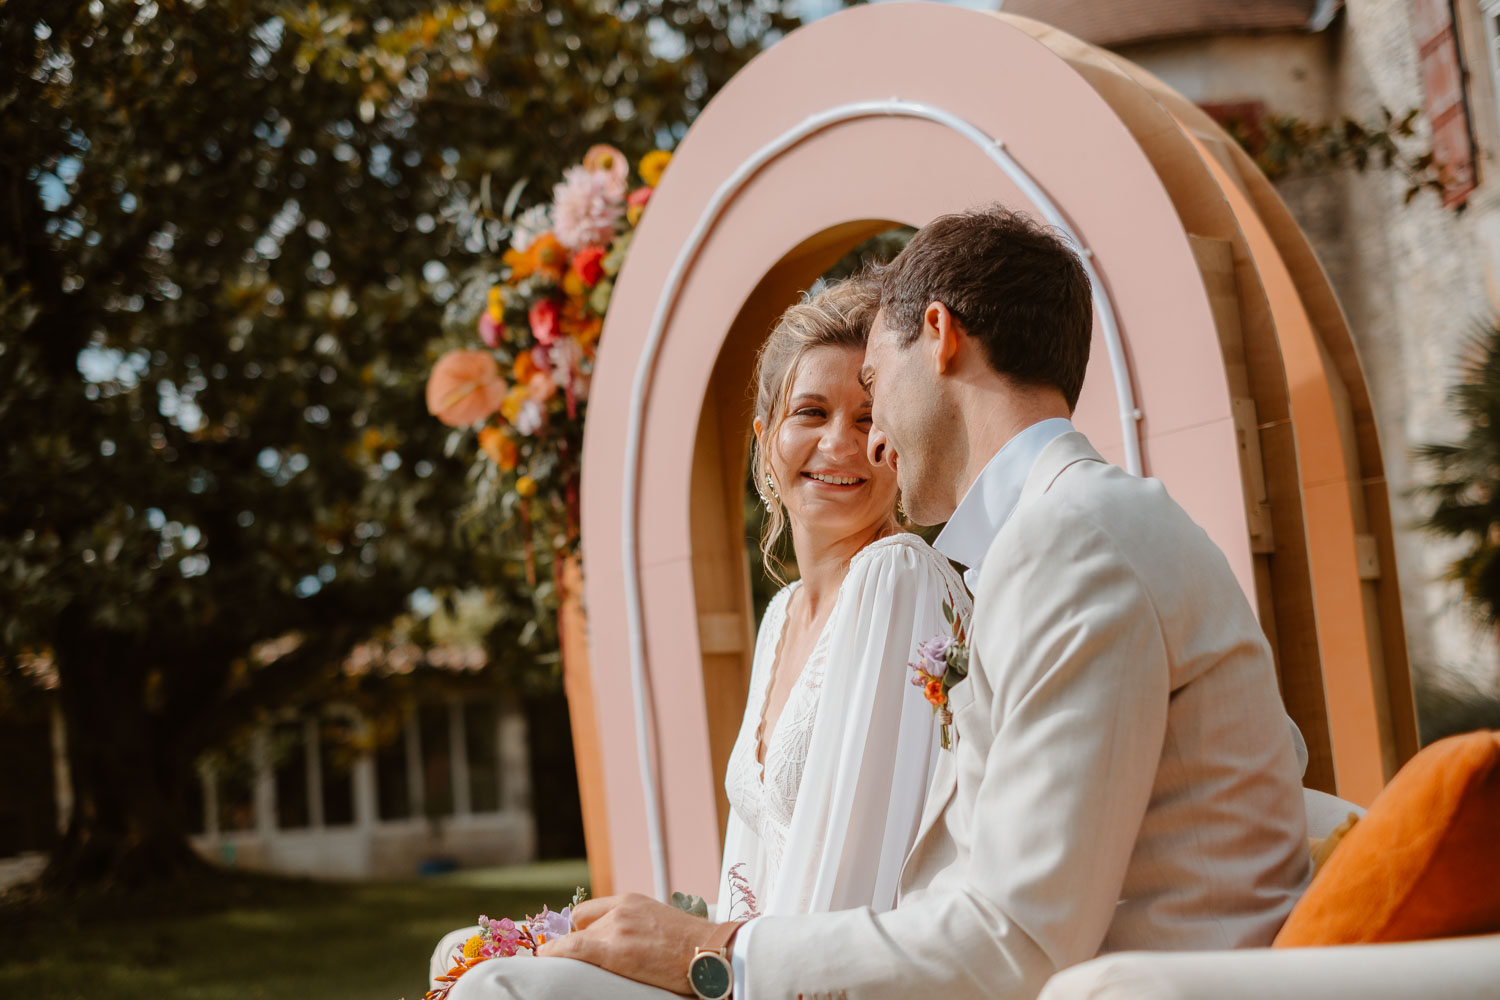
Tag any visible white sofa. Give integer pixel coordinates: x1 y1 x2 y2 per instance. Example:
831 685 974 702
1037 789 1500 1000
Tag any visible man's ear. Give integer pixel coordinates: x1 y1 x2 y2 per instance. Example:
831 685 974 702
924 301 961 374
753 416 765 444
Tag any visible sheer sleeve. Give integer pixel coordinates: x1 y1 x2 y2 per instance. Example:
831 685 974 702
764 535 970 915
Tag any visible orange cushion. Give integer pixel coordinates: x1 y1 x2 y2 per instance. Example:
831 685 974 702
1275 730 1500 947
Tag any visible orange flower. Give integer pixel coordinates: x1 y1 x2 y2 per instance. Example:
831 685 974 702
561 267 587 304
562 300 603 348
478 426 519 471
529 233 567 283
506 233 567 284
513 352 539 383
923 678 946 708
516 475 539 498
486 286 504 322
426 350 508 428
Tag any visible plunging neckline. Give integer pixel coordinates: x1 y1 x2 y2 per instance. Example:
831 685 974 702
753 580 836 783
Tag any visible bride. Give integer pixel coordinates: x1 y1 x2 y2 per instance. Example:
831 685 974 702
429 275 969 983
715 275 968 918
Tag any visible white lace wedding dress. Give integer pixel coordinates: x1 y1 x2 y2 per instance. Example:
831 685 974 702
715 532 970 919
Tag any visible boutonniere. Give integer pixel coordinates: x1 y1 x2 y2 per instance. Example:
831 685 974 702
907 593 970 750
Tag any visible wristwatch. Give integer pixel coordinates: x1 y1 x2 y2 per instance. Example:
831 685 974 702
687 920 745 1000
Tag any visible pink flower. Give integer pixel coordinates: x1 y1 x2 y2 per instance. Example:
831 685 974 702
529 299 562 346
552 165 626 253
582 144 629 187
479 310 503 348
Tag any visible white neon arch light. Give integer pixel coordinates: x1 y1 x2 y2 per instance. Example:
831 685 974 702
619 99 1143 898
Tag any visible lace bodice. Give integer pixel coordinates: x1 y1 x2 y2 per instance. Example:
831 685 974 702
722 580 830 890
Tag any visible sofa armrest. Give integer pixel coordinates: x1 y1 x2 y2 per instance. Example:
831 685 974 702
1037 935 1500 1000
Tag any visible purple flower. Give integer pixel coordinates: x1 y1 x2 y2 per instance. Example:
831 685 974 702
527 905 574 943
918 635 954 678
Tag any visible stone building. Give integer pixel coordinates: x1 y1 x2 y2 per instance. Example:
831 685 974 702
1001 0 1500 692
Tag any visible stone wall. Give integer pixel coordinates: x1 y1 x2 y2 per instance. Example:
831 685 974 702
1121 9 1500 695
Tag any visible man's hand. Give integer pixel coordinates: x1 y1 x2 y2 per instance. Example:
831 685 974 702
537 893 723 995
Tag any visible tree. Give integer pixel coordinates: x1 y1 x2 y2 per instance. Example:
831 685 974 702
0 0 796 891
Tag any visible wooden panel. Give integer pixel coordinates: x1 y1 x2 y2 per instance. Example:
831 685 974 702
558 556 613 895
1006 19 1339 787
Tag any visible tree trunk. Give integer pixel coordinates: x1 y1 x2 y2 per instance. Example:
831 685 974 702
43 609 212 892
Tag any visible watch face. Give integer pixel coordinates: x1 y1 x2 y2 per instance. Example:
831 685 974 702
689 953 732 1000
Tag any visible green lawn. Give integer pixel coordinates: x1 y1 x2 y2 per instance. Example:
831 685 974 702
0 859 589 1000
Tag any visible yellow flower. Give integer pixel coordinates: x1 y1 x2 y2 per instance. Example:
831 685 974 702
487 286 503 323
463 935 484 959
516 475 539 498
638 150 672 187
500 384 531 425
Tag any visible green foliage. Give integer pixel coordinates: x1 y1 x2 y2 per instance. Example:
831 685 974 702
1414 320 1500 626
1215 105 1454 207
0 0 796 885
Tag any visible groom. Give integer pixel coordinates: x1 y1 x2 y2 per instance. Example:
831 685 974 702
464 206 1309 999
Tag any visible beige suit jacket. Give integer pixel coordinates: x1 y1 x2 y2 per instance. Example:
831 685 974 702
745 432 1310 1000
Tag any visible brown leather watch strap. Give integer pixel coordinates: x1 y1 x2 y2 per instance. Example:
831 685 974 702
703 919 745 955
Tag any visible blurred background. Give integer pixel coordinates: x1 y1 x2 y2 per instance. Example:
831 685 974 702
3 1 1500 998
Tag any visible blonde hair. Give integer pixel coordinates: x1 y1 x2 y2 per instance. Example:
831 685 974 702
751 275 895 583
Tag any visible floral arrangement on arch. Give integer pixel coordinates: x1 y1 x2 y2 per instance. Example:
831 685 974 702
425 145 671 575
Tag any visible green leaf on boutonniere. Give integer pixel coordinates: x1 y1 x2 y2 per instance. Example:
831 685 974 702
948 646 969 677
670 891 709 918
943 600 955 626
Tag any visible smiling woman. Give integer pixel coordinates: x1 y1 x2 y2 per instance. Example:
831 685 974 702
749 276 897 585
708 277 970 920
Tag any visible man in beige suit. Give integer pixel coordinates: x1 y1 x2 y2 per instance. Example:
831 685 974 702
457 206 1309 1000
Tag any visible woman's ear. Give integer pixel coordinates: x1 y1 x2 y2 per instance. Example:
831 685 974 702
753 416 765 443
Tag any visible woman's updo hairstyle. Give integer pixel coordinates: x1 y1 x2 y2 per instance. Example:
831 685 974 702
750 275 892 583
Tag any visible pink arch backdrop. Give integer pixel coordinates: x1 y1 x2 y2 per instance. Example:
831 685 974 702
565 4 1417 900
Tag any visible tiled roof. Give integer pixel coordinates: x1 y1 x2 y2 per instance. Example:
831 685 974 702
997 0 1340 47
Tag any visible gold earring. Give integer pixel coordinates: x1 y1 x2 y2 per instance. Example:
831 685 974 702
896 495 906 521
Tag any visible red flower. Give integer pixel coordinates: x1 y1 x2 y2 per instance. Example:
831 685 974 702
571 246 605 288
529 299 562 346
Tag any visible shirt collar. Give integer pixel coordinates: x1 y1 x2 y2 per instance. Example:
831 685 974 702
934 417 1074 585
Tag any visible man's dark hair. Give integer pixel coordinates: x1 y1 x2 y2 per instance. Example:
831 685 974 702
879 205 1093 410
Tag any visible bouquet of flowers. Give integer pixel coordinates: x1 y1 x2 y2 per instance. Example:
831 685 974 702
907 594 970 750
425 145 671 579
423 888 590 999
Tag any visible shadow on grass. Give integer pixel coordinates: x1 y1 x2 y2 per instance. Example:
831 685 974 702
0 859 589 1000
